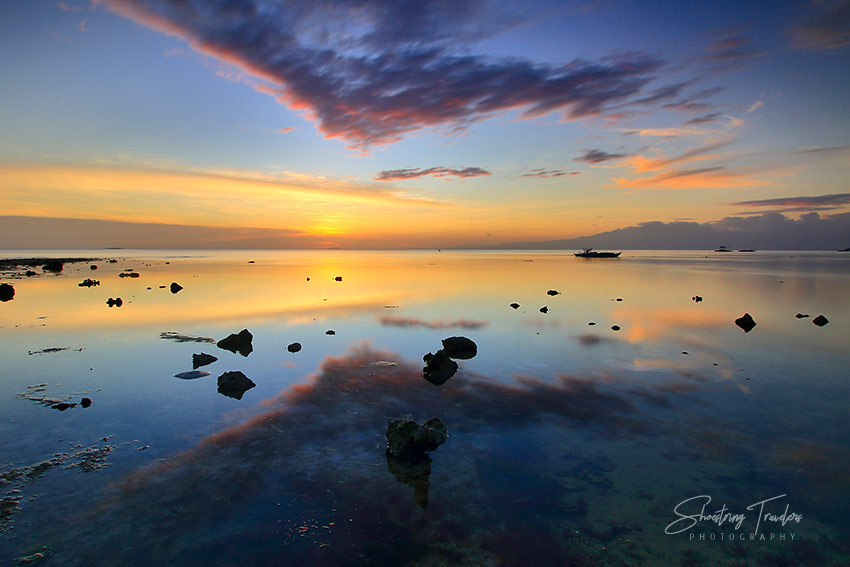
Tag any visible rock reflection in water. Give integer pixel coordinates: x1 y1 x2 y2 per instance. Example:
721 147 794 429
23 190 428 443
38 345 679 566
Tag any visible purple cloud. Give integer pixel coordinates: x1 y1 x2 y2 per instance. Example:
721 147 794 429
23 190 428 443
730 193 850 208
375 166 491 181
97 0 661 149
519 168 572 178
684 113 724 125
575 149 628 163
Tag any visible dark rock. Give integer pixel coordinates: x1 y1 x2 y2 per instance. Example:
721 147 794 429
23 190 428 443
42 260 63 272
107 259 117 263
25 270 37 277
78 279 100 287
170 282 183 294
509 302 520 309
159 285 166 289
80 398 92 408
0 283 14 302
441 336 477 359
174 370 211 380
616 298 623 302
386 451 432 509
423 350 457 385
287 342 302 353
248 260 255 263
813 315 829 327
588 321 596 326
734 313 756 332
386 417 448 459
547 290 559 296
192 353 218 369
217 371 256 399
90 264 98 270
325 330 336 335
539 306 548 314
217 329 253 357
611 325 621 331
118 272 140 278
334 276 343 282
52 402 74 411
795 313 810 319
692 295 703 303
106 297 123 307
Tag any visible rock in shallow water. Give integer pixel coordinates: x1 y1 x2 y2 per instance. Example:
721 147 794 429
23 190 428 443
287 342 302 353
735 313 757 332
174 370 211 380
170 282 183 294
385 417 448 459
422 350 457 385
192 353 218 368
812 315 829 327
441 336 477 359
217 329 253 357
0 283 14 302
217 371 256 399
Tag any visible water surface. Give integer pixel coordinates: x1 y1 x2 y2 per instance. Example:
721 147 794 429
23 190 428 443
1 250 848 565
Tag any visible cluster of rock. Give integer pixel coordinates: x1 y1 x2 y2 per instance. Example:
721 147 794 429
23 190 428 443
422 336 477 385
78 279 100 287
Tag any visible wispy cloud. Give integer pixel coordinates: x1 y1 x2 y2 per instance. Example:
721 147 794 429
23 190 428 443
730 193 850 208
375 166 491 181
790 0 850 50
519 168 575 178
95 0 662 149
684 113 724 125
575 149 628 163
705 35 762 63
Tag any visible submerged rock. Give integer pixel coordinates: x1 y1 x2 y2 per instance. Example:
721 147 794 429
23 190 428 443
192 353 218 369
174 370 211 380
217 371 256 399
0 283 14 302
735 313 757 332
42 260 63 272
217 329 253 357
287 342 302 353
422 350 457 385
813 315 829 327
170 282 183 294
385 417 448 459
441 336 477 359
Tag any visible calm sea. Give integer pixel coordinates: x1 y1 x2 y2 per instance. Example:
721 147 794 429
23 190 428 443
1 250 848 566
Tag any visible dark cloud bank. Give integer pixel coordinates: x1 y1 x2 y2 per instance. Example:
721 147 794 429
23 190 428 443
480 212 850 251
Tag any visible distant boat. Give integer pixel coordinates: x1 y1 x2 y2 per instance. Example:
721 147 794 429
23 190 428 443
574 248 621 258
737 249 756 252
714 246 732 252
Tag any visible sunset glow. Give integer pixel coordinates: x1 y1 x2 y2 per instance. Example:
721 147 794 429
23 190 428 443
1 1 849 248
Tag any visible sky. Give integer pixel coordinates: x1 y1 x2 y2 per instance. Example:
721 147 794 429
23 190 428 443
1 0 849 249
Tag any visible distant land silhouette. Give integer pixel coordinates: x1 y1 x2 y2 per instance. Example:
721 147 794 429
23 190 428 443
471 212 850 251
1 212 848 250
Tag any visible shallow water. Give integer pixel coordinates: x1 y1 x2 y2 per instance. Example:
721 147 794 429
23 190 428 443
1 250 848 566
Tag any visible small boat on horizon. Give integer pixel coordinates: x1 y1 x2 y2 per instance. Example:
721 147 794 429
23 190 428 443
574 248 621 258
714 245 732 252
737 249 756 252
